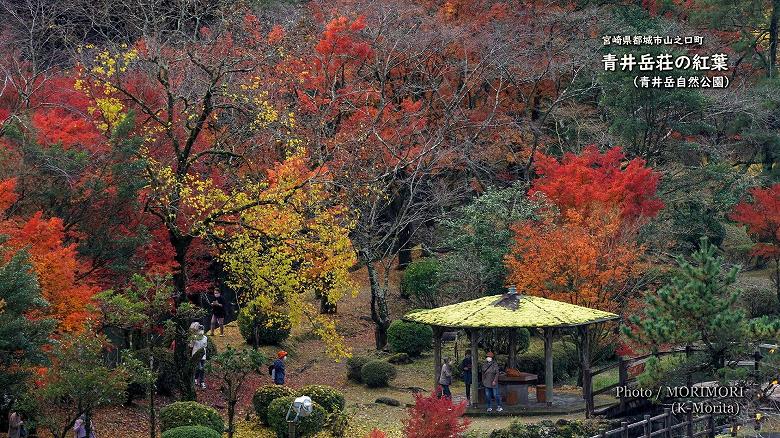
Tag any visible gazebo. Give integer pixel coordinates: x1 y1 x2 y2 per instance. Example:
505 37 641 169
402 288 619 414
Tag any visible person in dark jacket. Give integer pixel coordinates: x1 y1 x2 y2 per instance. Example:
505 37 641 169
272 350 287 385
461 350 473 402
209 289 227 337
482 352 503 412
438 357 453 399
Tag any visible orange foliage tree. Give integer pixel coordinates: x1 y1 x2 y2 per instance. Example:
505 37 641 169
0 178 95 332
505 146 662 361
506 208 645 313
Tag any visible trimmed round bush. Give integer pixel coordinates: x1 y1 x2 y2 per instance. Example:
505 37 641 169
161 426 221 438
159 401 224 433
387 320 432 357
361 360 397 388
237 302 292 346
297 384 345 414
267 395 327 437
253 384 295 424
346 355 371 383
402 258 440 307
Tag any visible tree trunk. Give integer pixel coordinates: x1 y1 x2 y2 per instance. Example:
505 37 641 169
84 411 92 438
367 261 391 350
227 397 236 438
169 234 196 400
396 223 413 270
770 0 780 78
149 385 156 438
319 294 337 314
774 258 780 312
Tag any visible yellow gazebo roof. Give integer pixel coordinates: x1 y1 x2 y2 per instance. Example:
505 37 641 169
402 293 619 328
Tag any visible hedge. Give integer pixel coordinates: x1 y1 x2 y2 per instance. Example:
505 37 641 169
253 384 296 424
161 426 222 438
159 401 224 433
361 360 397 388
267 395 327 437
387 320 432 357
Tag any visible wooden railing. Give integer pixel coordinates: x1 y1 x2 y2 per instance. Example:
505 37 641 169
583 343 777 417
589 408 716 438
584 348 694 415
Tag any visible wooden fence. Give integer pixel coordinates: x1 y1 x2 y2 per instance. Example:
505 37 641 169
583 343 777 417
589 408 717 438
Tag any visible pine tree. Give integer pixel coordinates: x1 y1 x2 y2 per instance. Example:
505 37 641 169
0 245 56 411
628 237 744 373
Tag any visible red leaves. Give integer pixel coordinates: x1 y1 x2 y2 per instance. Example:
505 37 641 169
730 184 780 259
315 16 373 67
531 146 663 225
403 392 470 438
0 188 97 331
0 178 18 211
268 25 285 45
365 429 387 438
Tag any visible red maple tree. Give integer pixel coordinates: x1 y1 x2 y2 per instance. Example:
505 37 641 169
730 183 780 302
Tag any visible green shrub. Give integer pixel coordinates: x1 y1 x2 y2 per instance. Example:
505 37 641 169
361 360 397 388
515 340 579 383
207 336 218 358
738 277 778 318
386 352 411 364
159 401 224 433
346 355 371 383
237 301 292 346
387 320 432 357
297 384 345 414
267 395 327 437
253 384 296 424
161 426 222 438
489 419 599 438
481 328 531 358
402 258 440 307
722 223 757 267
134 347 176 395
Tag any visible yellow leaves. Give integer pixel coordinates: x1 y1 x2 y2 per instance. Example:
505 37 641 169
214 151 357 360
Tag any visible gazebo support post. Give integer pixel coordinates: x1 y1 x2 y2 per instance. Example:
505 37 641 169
433 326 443 392
508 329 517 369
544 327 554 406
469 329 479 406
580 325 593 418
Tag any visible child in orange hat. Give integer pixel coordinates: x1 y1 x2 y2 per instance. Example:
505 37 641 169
272 350 288 384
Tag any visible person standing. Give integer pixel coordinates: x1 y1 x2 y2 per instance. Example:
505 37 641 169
272 350 287 385
8 411 22 438
209 289 226 337
190 322 208 389
438 357 453 399
73 414 96 438
461 350 473 402
482 352 503 412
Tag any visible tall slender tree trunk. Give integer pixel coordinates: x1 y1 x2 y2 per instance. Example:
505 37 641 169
170 234 196 400
770 0 780 78
366 261 390 350
774 257 780 311
396 224 413 270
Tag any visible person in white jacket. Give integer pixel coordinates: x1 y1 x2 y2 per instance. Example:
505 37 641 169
189 322 208 389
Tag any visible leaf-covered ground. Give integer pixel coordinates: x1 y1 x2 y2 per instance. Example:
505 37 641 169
87 265 588 437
